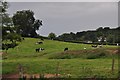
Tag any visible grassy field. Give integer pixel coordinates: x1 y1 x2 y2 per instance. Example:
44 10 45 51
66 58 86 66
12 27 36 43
2 38 119 78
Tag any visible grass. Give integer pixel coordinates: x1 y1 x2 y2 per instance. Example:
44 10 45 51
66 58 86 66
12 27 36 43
4 38 95 59
49 48 116 59
2 58 118 78
2 38 119 78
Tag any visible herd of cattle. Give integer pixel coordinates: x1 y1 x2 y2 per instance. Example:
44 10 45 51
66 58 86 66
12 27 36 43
35 39 70 52
35 39 103 52
1 38 104 52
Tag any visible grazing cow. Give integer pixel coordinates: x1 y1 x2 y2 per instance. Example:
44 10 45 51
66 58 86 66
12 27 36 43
36 48 40 52
38 42 43 44
40 48 44 51
64 48 68 51
117 43 119 46
22 38 25 40
98 45 102 48
84 47 86 50
36 48 44 52
41 38 44 41
36 41 43 44
91 45 97 48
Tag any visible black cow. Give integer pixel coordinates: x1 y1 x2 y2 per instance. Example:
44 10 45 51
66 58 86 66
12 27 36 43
38 42 43 44
36 48 40 52
22 38 25 40
36 41 43 44
41 38 44 41
64 48 68 51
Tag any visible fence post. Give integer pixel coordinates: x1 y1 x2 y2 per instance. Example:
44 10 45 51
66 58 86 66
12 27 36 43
56 62 60 78
18 64 23 78
111 55 115 73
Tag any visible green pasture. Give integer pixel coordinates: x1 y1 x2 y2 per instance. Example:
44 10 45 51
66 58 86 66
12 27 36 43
3 58 118 78
2 38 119 78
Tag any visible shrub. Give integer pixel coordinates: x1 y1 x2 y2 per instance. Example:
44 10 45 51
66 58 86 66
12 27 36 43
86 52 106 59
49 49 111 59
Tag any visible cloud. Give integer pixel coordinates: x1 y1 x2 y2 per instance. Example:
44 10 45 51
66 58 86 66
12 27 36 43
6 0 119 2
8 2 118 36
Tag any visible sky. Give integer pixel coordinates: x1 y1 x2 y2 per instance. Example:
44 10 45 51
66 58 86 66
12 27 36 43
7 2 118 36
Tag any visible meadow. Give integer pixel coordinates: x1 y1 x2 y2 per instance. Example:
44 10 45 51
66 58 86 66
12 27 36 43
2 38 119 78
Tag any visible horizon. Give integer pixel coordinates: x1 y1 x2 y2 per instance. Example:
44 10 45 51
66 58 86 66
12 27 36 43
39 26 119 37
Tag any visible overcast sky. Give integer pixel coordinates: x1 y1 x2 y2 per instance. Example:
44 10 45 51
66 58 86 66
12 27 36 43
8 2 118 36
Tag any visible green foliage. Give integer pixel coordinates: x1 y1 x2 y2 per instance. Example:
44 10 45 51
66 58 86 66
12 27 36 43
86 52 106 59
83 32 97 42
1 1 8 13
57 32 76 41
50 48 117 59
48 32 56 40
57 27 120 44
12 10 42 37
2 29 21 51
4 33 21 42
1 1 21 51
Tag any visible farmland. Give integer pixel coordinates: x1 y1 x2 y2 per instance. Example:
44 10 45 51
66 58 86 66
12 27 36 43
2 38 119 78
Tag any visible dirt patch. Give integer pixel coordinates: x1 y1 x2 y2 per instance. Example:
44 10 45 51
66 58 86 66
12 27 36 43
107 49 119 54
2 73 19 79
0 52 3 55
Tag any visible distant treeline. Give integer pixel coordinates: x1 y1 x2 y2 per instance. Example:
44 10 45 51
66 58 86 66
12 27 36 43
55 27 120 44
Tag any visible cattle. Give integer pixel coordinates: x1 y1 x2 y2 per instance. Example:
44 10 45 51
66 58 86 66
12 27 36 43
84 47 86 50
36 41 43 44
91 45 97 48
22 38 25 40
117 43 119 46
36 48 40 52
35 48 44 52
41 38 44 41
64 48 68 51
38 42 43 44
40 48 44 51
98 45 102 48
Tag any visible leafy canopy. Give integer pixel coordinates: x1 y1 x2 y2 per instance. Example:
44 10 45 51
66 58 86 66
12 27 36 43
12 10 42 37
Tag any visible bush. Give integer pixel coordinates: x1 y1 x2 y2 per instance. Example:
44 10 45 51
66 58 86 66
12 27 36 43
51 54 74 59
49 49 110 59
86 52 106 59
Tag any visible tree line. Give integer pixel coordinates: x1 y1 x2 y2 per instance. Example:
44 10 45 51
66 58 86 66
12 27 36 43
55 27 120 45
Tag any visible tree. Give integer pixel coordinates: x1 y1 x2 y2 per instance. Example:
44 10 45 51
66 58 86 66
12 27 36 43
12 10 42 37
48 32 56 40
83 32 97 42
1 1 21 51
96 27 103 31
57 33 74 41
1 1 12 40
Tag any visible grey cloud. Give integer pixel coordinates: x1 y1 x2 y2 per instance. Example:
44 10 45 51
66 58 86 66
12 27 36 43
8 2 118 36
